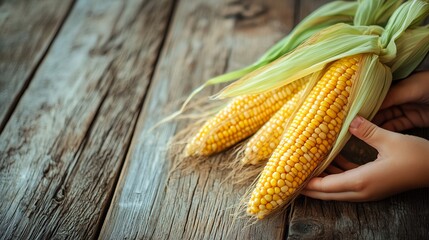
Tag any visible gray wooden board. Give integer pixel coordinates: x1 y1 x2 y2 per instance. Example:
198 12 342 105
0 0 173 238
0 0 74 130
100 0 296 239
288 189 429 239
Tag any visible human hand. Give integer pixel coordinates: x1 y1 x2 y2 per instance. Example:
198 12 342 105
373 71 429 131
302 116 429 201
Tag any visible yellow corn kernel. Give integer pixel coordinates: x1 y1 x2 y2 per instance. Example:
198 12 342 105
247 55 361 219
242 86 306 164
186 79 307 156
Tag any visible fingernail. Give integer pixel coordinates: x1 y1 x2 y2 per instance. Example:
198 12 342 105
350 116 363 129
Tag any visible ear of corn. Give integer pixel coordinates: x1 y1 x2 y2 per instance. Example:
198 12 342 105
316 53 392 177
247 55 361 219
185 79 307 156
242 87 305 165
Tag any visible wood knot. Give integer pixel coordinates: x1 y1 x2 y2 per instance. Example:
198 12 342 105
222 1 267 21
53 185 66 203
288 219 324 239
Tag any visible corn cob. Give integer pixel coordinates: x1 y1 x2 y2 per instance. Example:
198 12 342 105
185 79 307 157
243 87 305 164
247 55 361 219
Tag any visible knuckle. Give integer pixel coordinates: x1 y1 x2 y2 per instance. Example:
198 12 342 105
361 123 378 140
352 178 367 192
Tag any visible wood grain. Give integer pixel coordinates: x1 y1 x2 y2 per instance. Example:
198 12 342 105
288 189 429 240
0 0 74 131
0 0 174 238
100 0 296 239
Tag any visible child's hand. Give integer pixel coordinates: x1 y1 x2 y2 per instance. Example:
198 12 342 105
301 116 429 201
302 71 429 202
373 71 429 132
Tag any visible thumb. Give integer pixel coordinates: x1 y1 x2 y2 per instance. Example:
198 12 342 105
349 116 392 151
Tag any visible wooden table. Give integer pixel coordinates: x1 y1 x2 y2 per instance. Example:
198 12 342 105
1 0 428 239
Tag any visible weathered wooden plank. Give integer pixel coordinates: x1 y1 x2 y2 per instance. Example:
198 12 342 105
100 0 296 239
0 0 174 238
297 0 334 22
288 189 429 239
0 0 74 131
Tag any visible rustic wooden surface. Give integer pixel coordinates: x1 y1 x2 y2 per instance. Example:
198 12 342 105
0 0 74 130
0 0 173 238
1 0 428 239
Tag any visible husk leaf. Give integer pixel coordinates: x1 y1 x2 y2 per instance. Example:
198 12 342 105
354 0 406 26
388 25 429 79
380 0 429 62
216 24 383 98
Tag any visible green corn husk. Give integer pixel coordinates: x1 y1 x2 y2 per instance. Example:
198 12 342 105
216 0 428 99
353 0 404 26
215 24 383 98
387 25 429 79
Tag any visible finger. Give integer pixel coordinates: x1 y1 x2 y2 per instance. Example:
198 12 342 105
325 165 343 174
378 104 429 131
304 160 377 193
400 103 429 128
333 155 359 171
380 73 427 109
348 116 393 151
305 171 359 192
372 106 404 126
301 189 366 202
381 116 415 132
372 112 386 126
